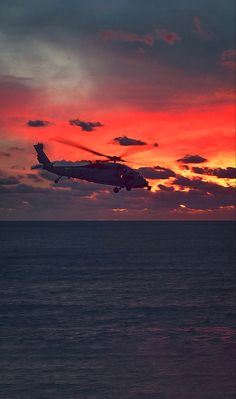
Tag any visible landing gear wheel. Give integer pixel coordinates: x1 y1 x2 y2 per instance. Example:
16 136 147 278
147 185 152 191
126 187 131 191
114 187 119 193
55 176 62 184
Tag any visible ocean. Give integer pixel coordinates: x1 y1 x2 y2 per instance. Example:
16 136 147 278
0 221 235 399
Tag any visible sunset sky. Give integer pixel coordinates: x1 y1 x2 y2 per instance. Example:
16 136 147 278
0 0 235 220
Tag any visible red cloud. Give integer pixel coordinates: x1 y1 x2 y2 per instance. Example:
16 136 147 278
220 50 236 71
0 76 39 116
194 16 213 40
156 29 181 45
100 30 154 46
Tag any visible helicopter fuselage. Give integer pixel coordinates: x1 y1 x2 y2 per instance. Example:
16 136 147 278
45 161 149 190
34 142 151 192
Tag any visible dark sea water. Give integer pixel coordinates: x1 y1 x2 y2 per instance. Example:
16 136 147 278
0 221 235 399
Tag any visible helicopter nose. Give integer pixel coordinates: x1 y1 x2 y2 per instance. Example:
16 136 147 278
144 179 152 190
134 174 149 188
139 177 148 188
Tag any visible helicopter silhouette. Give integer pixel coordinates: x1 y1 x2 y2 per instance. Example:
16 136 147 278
34 137 153 193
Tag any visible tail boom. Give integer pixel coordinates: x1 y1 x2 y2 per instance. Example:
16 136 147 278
34 143 51 165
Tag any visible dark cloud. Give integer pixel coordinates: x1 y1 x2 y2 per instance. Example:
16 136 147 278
139 166 176 179
191 167 208 175
211 167 236 179
2 165 232 219
0 146 24 157
113 136 146 146
177 154 208 164
8 146 24 151
69 119 103 131
173 175 235 197
0 151 11 157
1 183 45 194
27 173 43 182
152 186 235 211
39 170 58 182
31 164 44 170
0 173 235 220
192 166 236 179
0 146 24 158
0 175 20 185
158 184 174 192
155 166 176 177
0 186 101 220
27 120 50 127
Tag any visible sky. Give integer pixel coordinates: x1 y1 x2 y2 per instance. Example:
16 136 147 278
0 0 235 220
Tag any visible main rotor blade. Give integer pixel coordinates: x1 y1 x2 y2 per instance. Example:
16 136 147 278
51 137 108 158
125 160 146 165
123 159 155 167
120 143 158 159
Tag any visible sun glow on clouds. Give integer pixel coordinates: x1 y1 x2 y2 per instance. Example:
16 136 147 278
112 208 128 212
0 0 235 219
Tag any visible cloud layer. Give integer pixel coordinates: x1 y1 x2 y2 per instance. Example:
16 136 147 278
177 155 208 164
192 166 236 179
0 0 235 219
69 119 103 131
27 120 50 127
113 136 147 146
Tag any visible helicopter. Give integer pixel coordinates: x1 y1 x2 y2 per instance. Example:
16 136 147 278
33 137 152 193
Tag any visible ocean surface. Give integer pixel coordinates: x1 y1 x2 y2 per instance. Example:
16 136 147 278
0 221 235 399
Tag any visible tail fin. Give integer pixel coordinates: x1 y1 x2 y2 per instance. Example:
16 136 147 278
34 143 51 165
